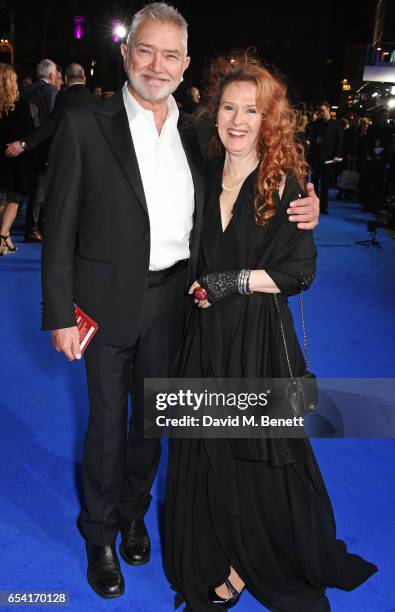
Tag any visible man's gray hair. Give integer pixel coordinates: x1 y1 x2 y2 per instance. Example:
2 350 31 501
127 2 188 53
36 59 57 79
65 63 85 83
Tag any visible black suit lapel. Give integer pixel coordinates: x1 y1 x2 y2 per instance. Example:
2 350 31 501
94 92 148 217
178 115 205 202
178 113 205 284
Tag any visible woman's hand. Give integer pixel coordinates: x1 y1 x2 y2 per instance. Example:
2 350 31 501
189 281 211 309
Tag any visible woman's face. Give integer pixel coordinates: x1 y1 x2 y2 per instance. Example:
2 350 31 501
217 80 262 157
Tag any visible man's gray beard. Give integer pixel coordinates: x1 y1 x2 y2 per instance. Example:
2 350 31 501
126 69 179 103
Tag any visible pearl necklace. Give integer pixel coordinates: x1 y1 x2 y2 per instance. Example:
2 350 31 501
221 160 259 192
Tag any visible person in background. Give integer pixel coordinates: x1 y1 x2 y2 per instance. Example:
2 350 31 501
6 64 96 160
20 58 59 242
93 86 103 98
310 101 343 214
19 73 33 95
338 115 361 199
295 108 310 159
305 108 319 165
0 64 34 255
55 66 64 92
182 85 200 114
356 116 372 204
362 107 394 211
25 59 58 117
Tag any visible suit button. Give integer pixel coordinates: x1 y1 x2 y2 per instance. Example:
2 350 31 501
143 232 150 241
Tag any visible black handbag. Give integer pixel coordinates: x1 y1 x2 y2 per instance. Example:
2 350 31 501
273 293 318 418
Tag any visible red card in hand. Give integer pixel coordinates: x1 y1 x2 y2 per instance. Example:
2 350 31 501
75 305 99 354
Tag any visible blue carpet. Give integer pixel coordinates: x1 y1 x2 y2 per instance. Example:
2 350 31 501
1 194 394 611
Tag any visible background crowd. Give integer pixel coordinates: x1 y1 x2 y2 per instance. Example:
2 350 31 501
1 55 395 257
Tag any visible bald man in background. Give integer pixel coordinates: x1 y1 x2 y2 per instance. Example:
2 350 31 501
6 63 96 240
6 63 96 159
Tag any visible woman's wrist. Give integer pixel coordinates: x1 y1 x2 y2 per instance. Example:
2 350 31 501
248 270 261 292
249 269 280 293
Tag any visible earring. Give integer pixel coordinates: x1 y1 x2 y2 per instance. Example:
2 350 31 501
215 123 218 127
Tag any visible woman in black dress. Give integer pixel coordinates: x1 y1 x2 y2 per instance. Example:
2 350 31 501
0 63 34 254
164 56 377 611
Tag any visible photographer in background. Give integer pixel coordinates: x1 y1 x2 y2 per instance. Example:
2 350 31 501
310 101 343 214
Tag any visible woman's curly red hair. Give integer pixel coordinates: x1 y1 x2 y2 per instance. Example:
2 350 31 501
204 53 309 225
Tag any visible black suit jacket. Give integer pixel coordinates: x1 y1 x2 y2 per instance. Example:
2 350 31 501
41 90 205 348
24 79 57 117
25 84 96 150
312 118 343 163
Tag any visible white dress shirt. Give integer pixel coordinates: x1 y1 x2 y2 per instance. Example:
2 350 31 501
122 82 195 271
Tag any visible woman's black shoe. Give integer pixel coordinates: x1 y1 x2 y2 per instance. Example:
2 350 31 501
208 578 243 608
86 542 125 599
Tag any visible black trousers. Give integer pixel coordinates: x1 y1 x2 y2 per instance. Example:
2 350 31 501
311 163 331 213
79 261 188 545
25 170 46 235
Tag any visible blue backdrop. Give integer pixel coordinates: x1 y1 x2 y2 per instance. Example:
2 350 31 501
1 197 394 611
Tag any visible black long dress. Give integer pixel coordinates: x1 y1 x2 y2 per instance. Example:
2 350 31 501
0 98 34 202
164 161 378 612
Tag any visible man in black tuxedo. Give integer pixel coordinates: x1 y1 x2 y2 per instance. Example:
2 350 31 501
6 63 95 158
310 101 343 214
11 59 58 242
6 63 96 243
41 2 320 600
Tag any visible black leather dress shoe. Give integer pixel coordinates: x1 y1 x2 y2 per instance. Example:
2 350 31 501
119 518 150 565
86 542 125 598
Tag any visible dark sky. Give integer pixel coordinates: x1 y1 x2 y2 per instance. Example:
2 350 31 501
0 0 381 103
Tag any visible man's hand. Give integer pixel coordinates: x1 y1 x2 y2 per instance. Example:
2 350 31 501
287 182 320 230
51 326 82 361
5 141 24 158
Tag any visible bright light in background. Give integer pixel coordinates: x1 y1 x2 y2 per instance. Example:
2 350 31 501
74 16 85 40
115 25 127 38
387 98 395 109
112 20 127 42
391 86 395 95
